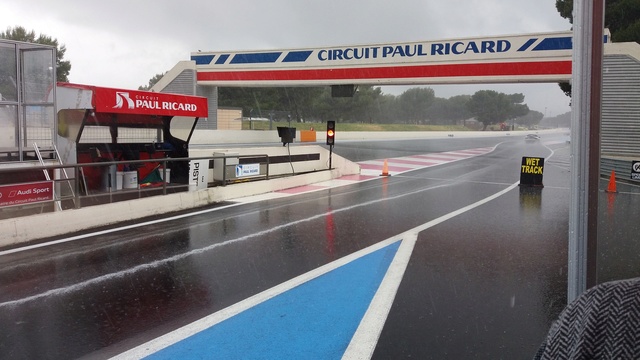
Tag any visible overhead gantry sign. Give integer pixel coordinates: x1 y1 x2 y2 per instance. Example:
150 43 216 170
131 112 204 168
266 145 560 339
190 31 606 87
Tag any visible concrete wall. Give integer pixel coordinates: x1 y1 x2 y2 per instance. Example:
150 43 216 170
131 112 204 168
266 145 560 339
0 146 358 247
0 129 560 247
190 144 339 178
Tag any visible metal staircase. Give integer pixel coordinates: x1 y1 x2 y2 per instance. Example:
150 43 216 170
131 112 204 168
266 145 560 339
33 143 77 210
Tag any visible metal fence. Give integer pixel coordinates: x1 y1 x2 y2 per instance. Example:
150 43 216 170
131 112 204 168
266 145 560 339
0 153 270 215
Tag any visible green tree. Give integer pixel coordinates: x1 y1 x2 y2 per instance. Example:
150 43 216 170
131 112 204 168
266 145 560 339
556 0 640 42
345 86 383 123
313 88 362 123
139 73 166 91
426 95 472 125
448 95 473 121
555 0 640 96
507 93 530 120
397 87 435 124
0 26 71 82
516 110 545 128
375 93 399 123
219 87 326 122
467 90 529 130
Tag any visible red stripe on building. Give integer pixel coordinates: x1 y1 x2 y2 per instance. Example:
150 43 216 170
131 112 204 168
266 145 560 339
197 61 571 82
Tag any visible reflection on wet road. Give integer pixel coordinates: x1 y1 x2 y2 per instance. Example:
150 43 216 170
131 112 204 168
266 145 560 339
1 134 637 359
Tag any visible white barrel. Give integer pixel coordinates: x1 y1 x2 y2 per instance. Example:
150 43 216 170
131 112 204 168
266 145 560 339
123 171 138 189
159 168 171 183
116 171 124 190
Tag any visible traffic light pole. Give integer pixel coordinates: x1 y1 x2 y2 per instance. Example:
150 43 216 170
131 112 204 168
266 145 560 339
326 120 335 170
329 144 333 170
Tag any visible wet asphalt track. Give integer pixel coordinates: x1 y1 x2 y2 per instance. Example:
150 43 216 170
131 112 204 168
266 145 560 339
1 133 638 359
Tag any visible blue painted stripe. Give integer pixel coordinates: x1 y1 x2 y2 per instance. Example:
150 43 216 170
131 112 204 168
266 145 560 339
517 38 537 52
215 54 230 64
191 55 215 65
532 37 572 51
230 52 282 64
144 240 401 360
283 50 313 62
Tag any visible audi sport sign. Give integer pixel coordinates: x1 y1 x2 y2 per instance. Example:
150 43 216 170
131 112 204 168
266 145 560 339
0 181 54 208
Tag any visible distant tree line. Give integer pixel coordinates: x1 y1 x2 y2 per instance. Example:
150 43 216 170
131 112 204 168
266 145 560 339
539 111 571 128
0 26 70 82
218 86 543 130
555 0 640 97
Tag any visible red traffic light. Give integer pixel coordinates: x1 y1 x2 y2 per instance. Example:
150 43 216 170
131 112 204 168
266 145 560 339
326 121 335 145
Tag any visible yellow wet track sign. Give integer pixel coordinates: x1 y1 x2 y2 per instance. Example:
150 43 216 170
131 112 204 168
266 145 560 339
520 157 544 187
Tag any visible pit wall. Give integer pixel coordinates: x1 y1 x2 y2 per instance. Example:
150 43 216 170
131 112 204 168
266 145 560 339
1 129 557 247
189 144 345 180
0 146 357 247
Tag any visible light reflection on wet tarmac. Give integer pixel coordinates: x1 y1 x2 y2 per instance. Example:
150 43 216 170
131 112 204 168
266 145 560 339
1 136 638 359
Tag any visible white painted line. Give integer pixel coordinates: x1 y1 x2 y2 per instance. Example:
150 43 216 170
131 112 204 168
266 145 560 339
314 179 361 187
233 192 290 203
361 169 389 176
342 233 418 359
342 181 519 359
0 203 242 257
0 146 498 257
385 161 427 169
115 181 519 359
408 158 447 164
358 160 387 166
418 153 466 160
113 180 519 359
111 237 403 360
0 179 462 308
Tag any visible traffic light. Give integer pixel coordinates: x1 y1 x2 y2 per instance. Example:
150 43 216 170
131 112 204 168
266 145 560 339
326 121 335 146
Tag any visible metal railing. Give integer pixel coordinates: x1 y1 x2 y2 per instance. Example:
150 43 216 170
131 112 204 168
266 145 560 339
0 153 270 214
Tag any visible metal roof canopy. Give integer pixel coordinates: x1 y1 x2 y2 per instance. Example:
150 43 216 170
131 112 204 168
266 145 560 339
56 82 209 141
56 82 208 120
190 31 606 86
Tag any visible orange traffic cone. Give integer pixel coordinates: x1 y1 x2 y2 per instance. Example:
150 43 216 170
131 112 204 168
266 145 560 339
606 170 617 193
380 159 390 176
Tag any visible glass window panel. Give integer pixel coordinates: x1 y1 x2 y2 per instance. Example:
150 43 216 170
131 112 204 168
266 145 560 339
24 105 54 148
22 48 55 104
0 104 18 152
0 43 18 102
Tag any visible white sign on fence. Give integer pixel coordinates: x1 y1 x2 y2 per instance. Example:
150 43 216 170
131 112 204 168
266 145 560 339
236 164 260 178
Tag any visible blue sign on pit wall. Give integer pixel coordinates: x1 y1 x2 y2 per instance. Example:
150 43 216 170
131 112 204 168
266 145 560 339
236 164 260 178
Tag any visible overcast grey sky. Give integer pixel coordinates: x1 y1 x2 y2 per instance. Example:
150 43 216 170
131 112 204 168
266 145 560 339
2 0 572 116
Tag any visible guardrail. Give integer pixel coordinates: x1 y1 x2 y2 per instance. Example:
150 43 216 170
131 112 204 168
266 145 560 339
0 153 270 214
